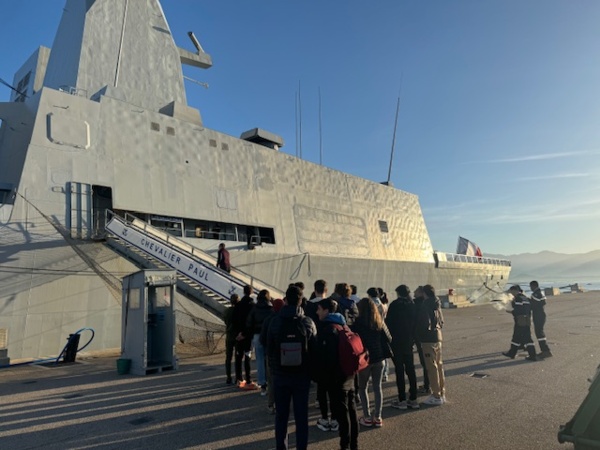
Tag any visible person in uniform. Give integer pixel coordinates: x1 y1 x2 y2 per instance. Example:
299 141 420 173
529 280 552 358
502 285 537 361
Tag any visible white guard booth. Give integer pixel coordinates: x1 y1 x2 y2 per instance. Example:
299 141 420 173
121 269 178 375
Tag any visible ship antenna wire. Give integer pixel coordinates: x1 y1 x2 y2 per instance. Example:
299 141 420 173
386 75 403 185
319 87 323 165
295 90 299 157
0 77 28 99
298 80 303 159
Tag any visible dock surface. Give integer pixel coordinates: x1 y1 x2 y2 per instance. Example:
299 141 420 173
1 292 598 449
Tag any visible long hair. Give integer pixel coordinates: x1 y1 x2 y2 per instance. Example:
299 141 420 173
357 297 383 331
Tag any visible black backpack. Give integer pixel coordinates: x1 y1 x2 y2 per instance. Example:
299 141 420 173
278 316 308 372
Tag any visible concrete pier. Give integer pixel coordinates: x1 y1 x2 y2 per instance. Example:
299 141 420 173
1 292 598 449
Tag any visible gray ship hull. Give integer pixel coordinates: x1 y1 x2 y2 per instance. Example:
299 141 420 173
0 0 510 361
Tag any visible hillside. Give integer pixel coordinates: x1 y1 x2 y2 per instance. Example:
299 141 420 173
487 250 600 283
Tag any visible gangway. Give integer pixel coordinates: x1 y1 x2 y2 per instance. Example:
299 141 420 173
104 211 285 315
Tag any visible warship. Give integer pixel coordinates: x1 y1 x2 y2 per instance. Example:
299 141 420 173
0 0 510 361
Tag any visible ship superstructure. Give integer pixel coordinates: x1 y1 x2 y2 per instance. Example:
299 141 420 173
0 0 510 361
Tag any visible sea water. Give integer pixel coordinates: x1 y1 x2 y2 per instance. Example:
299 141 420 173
508 280 600 294
478 279 600 311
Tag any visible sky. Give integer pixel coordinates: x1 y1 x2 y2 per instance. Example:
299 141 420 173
1 0 600 255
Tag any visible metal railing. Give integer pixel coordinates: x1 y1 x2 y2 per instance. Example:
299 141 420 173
435 251 511 267
105 210 285 298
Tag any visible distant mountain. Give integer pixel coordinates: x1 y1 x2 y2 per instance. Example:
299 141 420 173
486 250 600 283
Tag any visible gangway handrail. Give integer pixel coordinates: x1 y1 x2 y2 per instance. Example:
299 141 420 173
107 210 285 299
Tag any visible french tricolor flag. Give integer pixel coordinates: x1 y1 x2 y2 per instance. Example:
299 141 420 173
456 236 482 257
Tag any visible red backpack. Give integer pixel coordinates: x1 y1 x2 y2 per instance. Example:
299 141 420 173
334 324 369 376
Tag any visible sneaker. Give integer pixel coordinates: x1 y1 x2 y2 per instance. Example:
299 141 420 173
422 395 443 406
329 419 339 431
358 416 373 427
525 355 537 362
538 350 553 358
267 405 275 415
407 400 420 409
226 377 233 385
417 385 432 394
502 351 516 359
237 380 246 388
316 418 331 432
243 381 259 390
373 417 383 428
260 387 267 396
391 400 407 410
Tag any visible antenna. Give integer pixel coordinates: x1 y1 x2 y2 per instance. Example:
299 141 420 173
0 77 27 99
319 87 323 165
183 75 209 89
295 91 299 157
188 31 205 54
386 75 403 185
298 80 303 159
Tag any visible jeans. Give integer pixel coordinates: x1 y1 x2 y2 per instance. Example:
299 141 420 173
225 337 235 380
416 341 430 389
235 339 252 383
274 373 311 450
317 380 337 421
358 360 384 419
252 334 266 386
331 385 358 450
392 352 417 401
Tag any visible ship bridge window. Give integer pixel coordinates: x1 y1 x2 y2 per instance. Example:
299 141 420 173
134 211 276 245
0 182 14 204
378 220 389 233
0 189 13 204
14 71 31 102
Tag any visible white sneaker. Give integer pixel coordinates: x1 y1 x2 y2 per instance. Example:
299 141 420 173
422 395 443 406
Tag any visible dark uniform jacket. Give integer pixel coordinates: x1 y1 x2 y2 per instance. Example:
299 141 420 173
529 288 546 314
511 293 531 326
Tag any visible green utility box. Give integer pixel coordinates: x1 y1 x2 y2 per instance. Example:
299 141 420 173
558 364 600 449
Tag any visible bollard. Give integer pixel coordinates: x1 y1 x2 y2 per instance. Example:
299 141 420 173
63 333 81 363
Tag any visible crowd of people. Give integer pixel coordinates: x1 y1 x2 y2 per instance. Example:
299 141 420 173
221 264 554 450
223 278 447 450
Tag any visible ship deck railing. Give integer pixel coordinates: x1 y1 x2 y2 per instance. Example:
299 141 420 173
434 251 511 267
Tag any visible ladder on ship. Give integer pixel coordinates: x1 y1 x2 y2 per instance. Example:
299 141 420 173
104 211 284 316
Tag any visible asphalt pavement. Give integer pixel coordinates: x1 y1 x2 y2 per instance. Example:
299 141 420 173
1 291 598 450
